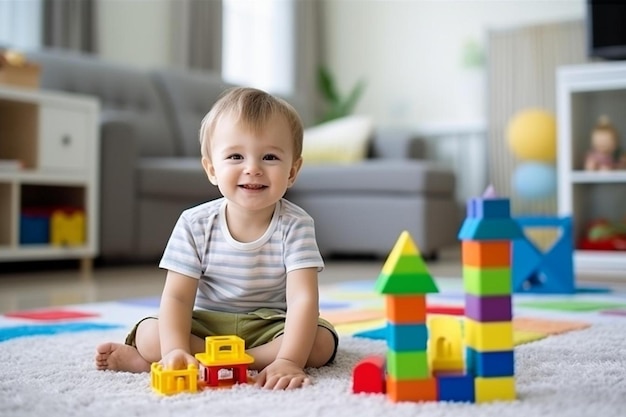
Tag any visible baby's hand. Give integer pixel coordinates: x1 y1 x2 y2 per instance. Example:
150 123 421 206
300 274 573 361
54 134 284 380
160 348 198 370
254 358 311 390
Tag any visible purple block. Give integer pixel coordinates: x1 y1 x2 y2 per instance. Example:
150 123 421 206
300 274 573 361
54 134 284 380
465 294 512 322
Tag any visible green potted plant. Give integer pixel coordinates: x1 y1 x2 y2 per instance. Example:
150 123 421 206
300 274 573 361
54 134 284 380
317 66 366 124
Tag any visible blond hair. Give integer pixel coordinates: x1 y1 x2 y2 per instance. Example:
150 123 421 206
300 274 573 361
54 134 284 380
199 87 303 160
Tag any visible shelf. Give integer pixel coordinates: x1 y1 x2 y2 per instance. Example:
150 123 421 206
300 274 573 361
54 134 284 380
0 244 95 260
557 61 626 275
574 250 626 272
0 86 100 268
570 170 626 183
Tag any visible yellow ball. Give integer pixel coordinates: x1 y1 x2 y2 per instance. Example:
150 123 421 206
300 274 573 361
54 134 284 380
507 109 556 162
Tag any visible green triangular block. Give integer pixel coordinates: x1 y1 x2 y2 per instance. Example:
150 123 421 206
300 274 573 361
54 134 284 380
387 254 430 275
375 271 439 295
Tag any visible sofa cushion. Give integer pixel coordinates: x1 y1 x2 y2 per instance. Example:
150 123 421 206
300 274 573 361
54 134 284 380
152 69 235 157
26 49 176 158
292 160 455 196
138 158 222 200
302 115 374 164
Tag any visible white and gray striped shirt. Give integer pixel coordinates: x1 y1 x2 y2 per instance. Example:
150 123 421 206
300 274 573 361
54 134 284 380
159 198 324 313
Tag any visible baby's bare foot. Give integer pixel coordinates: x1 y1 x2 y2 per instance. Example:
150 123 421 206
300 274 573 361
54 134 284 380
95 342 151 373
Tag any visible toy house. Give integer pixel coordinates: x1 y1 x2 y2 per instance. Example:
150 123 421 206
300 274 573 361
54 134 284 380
151 335 254 395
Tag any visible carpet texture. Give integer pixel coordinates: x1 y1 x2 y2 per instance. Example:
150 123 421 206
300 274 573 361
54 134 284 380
2 278 626 416
1 323 625 417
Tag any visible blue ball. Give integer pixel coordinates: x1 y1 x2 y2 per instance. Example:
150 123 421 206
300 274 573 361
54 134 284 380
512 162 557 200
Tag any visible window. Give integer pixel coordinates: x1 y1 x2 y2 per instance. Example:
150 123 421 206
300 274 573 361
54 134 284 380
0 0 42 50
222 0 294 96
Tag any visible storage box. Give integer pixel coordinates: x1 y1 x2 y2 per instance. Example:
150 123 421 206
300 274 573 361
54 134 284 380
0 63 40 88
20 209 51 245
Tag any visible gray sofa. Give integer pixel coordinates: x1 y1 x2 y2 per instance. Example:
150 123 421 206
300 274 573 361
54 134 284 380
25 48 459 262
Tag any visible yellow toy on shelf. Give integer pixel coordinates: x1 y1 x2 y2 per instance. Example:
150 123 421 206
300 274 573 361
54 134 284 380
150 335 254 395
50 208 85 246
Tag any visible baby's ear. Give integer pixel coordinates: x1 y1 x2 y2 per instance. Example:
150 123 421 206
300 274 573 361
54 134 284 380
202 157 218 185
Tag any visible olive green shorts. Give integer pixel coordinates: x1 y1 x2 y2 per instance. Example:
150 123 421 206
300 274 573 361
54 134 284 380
125 307 339 364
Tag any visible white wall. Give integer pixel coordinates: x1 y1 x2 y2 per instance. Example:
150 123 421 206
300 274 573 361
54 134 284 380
321 0 585 128
95 0 585 128
97 0 173 69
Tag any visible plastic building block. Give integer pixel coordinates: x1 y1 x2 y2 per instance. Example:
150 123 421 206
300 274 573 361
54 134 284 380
427 316 464 374
385 295 426 324
464 294 512 322
437 374 475 402
512 216 575 294
151 363 198 395
474 376 516 403
195 335 254 388
387 323 427 351
352 355 386 394
20 209 50 244
462 240 511 267
463 266 512 296
386 376 437 403
466 197 511 219
458 218 525 241
386 350 429 379
464 319 514 352
354 221 518 404
50 209 85 246
150 335 254 395
466 348 514 377
375 231 439 295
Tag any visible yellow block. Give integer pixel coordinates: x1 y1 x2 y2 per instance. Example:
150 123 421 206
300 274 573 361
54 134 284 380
464 318 514 351
195 335 254 366
150 362 198 395
50 210 85 246
427 315 464 373
475 376 516 403
381 231 421 275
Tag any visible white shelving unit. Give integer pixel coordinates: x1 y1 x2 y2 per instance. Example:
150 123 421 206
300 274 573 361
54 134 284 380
0 85 100 271
556 62 626 273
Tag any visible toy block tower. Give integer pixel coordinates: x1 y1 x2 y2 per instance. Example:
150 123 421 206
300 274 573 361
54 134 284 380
375 231 439 402
457 189 524 403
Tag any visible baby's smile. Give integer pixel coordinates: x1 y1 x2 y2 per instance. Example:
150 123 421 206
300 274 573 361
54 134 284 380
240 184 267 190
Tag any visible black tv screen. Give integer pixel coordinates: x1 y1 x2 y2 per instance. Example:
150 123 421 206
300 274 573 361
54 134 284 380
587 0 626 60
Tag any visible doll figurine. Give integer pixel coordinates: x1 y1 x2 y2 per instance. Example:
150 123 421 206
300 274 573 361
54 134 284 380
584 115 626 171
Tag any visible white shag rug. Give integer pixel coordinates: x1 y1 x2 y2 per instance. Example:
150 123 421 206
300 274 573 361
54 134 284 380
2 323 626 417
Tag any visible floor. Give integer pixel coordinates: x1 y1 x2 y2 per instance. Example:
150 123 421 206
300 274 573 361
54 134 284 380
0 245 624 314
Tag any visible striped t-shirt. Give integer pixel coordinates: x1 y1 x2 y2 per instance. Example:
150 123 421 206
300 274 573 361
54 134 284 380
159 198 324 313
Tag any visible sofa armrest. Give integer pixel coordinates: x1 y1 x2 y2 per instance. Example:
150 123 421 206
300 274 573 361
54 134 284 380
369 128 426 160
99 113 138 259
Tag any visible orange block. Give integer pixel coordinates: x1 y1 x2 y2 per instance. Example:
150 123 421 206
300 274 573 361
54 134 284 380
386 295 426 324
386 376 437 403
462 241 511 267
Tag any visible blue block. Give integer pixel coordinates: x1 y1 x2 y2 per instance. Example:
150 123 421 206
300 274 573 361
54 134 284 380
474 198 511 219
458 218 524 240
466 347 514 377
437 374 475 402
20 214 50 244
512 216 575 294
388 323 428 351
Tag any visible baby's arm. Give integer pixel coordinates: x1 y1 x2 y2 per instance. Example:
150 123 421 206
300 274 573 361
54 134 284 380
158 270 199 370
256 267 320 389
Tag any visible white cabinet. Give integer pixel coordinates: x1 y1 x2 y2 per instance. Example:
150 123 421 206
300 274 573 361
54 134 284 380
556 62 626 273
0 85 100 270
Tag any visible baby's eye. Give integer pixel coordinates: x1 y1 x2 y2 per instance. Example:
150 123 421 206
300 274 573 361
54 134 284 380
227 154 243 160
263 154 280 161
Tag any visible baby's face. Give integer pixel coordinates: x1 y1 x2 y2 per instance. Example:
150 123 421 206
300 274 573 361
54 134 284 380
203 112 301 214
593 130 616 153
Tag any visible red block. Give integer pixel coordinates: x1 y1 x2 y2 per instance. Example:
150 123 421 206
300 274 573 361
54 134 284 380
352 355 386 394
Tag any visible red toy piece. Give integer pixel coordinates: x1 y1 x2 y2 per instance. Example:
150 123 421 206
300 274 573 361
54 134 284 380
352 355 386 394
